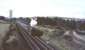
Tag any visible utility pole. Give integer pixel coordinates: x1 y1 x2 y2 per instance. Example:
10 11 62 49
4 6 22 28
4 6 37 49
9 9 13 31
9 10 13 22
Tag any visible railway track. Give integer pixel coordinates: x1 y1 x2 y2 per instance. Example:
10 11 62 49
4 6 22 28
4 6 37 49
15 21 56 50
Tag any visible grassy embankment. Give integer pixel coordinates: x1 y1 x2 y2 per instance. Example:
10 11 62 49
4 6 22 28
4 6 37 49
34 25 72 50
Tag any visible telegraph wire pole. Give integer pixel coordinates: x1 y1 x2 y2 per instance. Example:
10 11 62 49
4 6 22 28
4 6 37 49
9 10 13 30
9 10 13 23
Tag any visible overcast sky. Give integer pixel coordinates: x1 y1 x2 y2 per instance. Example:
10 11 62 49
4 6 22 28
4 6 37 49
0 0 84 18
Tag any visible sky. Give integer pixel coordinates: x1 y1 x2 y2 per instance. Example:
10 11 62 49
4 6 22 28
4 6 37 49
0 0 84 18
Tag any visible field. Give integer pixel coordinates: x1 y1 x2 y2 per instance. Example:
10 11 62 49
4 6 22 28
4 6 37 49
0 23 10 50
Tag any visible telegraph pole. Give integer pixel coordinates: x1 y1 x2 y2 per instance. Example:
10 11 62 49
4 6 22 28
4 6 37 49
9 9 13 30
9 10 13 23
